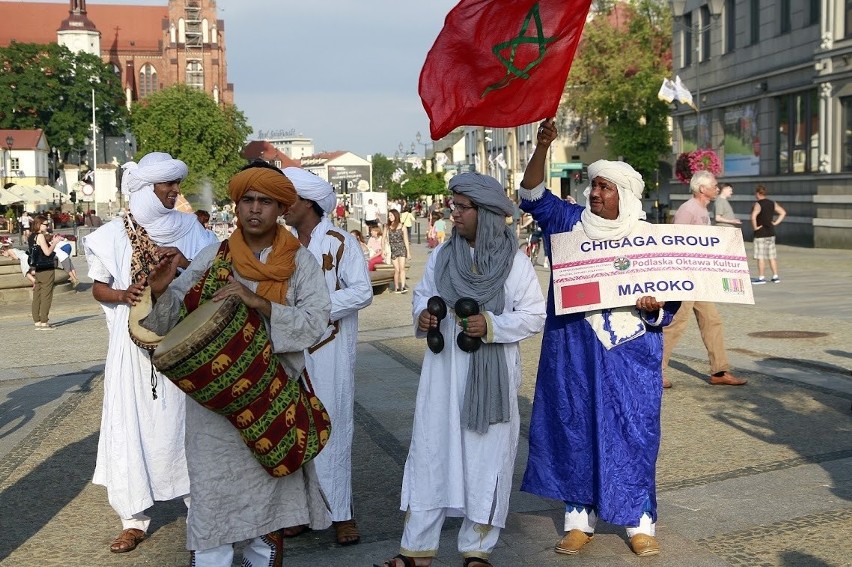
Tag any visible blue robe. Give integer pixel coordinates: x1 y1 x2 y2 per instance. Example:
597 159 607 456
519 190 679 526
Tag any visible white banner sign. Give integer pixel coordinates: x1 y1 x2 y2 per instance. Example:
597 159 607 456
550 224 754 315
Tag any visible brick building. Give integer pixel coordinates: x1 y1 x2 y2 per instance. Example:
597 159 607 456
0 0 232 108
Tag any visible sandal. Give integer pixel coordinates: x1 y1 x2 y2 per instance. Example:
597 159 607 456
334 519 360 546
463 558 493 567
373 554 417 567
109 528 145 553
280 524 309 538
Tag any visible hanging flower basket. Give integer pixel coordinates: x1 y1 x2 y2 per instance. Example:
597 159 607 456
675 149 721 184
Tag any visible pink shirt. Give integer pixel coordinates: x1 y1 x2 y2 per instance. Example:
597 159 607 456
673 197 710 226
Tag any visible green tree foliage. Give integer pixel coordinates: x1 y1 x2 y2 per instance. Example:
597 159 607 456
399 169 448 200
370 153 395 192
0 42 128 159
561 0 672 188
130 85 251 201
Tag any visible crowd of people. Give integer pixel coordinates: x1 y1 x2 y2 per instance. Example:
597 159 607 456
0 117 788 565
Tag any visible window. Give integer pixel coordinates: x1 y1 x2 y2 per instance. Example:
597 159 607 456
847 0 852 38
777 90 819 174
186 60 204 90
842 97 852 171
780 0 791 33
809 0 819 26
700 6 711 61
725 0 736 53
683 12 693 67
750 0 760 45
10 157 20 171
138 64 158 98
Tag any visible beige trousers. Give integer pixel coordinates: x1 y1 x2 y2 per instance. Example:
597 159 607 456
662 301 729 375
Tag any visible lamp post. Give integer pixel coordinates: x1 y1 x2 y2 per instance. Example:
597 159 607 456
671 0 724 149
4 135 13 187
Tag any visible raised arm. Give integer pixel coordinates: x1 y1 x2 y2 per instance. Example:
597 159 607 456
521 118 557 190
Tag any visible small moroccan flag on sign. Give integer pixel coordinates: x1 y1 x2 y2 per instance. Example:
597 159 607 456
419 0 593 140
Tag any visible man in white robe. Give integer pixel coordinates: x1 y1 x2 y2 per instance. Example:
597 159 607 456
375 173 546 567
143 162 332 566
83 152 219 553
282 166 373 545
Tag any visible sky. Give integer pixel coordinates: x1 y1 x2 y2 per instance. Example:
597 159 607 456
86 0 461 158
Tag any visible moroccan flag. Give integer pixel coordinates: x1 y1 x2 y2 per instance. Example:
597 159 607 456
419 0 593 140
560 281 600 310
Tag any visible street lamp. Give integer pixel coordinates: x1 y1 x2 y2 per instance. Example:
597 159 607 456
671 0 724 149
4 135 12 187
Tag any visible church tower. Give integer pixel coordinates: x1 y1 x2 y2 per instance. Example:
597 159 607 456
57 0 101 56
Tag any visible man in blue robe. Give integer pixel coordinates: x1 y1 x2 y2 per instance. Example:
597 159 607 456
518 119 680 557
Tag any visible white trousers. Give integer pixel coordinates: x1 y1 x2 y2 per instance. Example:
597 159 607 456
400 508 501 560
121 495 191 532
564 505 655 537
190 531 282 567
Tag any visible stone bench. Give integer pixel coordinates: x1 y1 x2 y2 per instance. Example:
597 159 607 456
0 256 72 305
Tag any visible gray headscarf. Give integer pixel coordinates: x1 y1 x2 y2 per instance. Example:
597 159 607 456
435 172 517 434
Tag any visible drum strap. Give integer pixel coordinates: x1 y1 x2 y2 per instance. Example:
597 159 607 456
124 214 164 399
307 231 345 354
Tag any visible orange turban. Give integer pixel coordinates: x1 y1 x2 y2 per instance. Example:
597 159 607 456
227 167 300 304
228 167 298 206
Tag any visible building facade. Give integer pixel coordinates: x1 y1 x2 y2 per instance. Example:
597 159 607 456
665 0 852 248
0 0 232 108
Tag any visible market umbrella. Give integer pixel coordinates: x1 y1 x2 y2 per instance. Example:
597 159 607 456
0 188 23 206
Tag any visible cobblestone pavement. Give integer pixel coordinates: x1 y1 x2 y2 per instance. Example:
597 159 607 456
0 233 850 566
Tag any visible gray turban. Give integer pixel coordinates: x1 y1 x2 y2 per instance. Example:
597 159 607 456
283 167 337 214
448 172 514 216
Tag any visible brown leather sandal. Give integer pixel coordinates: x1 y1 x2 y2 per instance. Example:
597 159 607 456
463 557 493 567
334 519 360 546
109 528 145 553
373 554 417 567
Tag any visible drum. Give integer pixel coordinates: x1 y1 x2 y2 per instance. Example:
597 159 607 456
128 287 165 351
152 295 331 477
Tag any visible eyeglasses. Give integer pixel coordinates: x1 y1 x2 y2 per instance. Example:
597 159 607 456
453 202 478 213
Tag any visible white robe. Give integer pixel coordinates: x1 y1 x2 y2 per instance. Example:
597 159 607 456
144 243 333 551
402 246 546 527
84 218 218 519
302 219 373 521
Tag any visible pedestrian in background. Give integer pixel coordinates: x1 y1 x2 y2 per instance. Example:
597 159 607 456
662 171 747 388
713 183 742 228
29 214 61 329
750 184 786 284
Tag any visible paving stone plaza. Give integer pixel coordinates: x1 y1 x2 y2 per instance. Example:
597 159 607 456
1 232 850 566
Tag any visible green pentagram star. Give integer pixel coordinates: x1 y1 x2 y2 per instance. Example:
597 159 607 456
482 3 557 97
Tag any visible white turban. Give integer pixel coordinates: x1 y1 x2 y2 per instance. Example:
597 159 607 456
282 167 337 214
580 159 646 241
123 152 199 243
121 152 188 195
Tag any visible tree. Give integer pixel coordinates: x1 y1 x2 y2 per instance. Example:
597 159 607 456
371 153 396 192
130 85 252 201
0 42 128 160
560 0 672 188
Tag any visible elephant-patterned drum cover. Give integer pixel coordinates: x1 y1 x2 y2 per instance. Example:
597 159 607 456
152 293 331 477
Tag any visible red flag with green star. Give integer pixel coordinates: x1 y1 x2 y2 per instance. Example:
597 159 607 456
419 0 592 140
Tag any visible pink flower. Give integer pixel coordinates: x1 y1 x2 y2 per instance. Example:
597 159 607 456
675 149 721 184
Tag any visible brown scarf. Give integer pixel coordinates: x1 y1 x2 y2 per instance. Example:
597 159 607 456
227 223 300 304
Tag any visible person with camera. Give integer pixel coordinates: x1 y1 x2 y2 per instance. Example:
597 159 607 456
28 214 62 329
